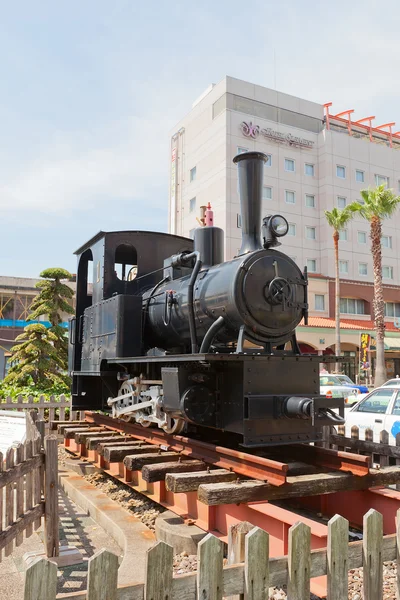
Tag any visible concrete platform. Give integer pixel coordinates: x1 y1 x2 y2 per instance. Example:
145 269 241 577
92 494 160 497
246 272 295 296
59 469 156 585
155 510 207 554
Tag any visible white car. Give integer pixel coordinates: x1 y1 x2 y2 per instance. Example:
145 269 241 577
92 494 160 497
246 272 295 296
345 386 400 444
381 378 400 387
320 375 359 406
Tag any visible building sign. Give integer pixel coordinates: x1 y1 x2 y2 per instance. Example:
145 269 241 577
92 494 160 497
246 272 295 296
360 333 371 370
240 121 314 148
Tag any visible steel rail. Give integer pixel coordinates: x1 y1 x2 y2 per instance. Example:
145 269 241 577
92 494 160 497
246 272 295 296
83 412 371 485
84 412 289 486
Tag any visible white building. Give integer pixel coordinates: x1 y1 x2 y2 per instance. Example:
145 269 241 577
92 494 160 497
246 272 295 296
169 76 400 376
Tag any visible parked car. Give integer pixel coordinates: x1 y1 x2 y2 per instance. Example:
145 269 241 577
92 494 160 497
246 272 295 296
320 375 359 406
345 386 400 444
334 374 369 394
381 378 400 387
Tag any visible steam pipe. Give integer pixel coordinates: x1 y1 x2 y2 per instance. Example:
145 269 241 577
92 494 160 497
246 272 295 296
233 151 268 255
200 316 225 353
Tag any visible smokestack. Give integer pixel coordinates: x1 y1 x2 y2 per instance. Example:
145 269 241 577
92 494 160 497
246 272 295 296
233 151 268 255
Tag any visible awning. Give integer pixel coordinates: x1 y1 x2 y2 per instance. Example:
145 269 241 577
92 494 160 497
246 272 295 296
384 337 400 350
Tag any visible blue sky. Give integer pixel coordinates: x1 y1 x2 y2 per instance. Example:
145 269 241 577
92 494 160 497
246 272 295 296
1 0 399 277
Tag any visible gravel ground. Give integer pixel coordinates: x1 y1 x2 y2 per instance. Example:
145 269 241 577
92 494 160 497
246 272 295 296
59 447 397 599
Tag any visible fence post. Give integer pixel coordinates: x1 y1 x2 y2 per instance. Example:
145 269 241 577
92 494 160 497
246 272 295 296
144 541 173 600
5 447 15 557
244 527 269 600
227 521 254 600
327 514 348 600
197 533 223 600
36 420 45 449
87 549 119 600
287 521 311 600
379 430 389 467
363 509 383 600
24 558 57 600
44 436 59 558
15 443 24 546
25 440 34 538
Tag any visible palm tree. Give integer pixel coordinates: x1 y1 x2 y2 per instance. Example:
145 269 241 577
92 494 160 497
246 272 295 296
350 185 400 387
324 206 358 359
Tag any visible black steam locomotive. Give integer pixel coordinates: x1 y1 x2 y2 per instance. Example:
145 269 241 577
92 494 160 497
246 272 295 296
69 151 344 447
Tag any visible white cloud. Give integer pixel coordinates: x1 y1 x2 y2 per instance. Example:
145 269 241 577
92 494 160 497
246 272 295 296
0 115 171 214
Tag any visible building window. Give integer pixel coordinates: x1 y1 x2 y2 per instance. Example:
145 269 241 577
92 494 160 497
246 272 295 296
382 235 392 249
336 165 346 178
307 259 317 273
285 190 295 204
190 166 197 182
385 302 400 317
285 158 295 172
305 194 315 208
383 265 394 279
305 163 314 176
288 223 296 236
359 262 368 276
262 186 272 200
305 226 316 240
339 260 349 274
189 228 196 239
189 197 196 212
355 169 365 183
340 298 366 315
358 231 367 244
315 294 325 311
337 196 347 208
375 174 389 187
237 147 248 154
265 154 272 167
237 214 242 228
339 229 348 241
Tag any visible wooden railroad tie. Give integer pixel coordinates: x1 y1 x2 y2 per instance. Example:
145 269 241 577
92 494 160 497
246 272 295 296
123 452 183 471
52 420 87 432
87 436 134 451
197 465 400 505
141 460 207 483
165 469 237 493
103 444 161 463
63 427 104 440
58 423 92 435
97 439 146 455
74 430 120 445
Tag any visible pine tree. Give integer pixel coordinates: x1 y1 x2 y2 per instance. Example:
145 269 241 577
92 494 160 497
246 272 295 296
29 267 74 368
4 323 68 388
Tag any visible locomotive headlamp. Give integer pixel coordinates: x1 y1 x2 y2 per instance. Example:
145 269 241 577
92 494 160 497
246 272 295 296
262 214 289 248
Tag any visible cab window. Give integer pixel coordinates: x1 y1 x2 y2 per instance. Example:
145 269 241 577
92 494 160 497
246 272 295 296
391 392 400 416
356 389 394 414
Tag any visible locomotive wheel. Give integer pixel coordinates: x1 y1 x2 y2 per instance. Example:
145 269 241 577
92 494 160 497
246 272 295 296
118 381 152 427
162 416 185 435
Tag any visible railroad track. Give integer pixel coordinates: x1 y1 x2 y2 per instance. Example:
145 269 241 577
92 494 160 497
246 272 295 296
54 412 400 599
54 412 400 506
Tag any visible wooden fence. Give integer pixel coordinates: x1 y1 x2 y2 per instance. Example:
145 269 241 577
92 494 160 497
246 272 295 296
0 394 79 421
0 411 59 562
23 507 400 600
